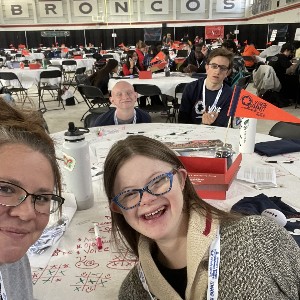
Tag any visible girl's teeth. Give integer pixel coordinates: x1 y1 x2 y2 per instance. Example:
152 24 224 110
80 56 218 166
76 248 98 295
145 207 164 217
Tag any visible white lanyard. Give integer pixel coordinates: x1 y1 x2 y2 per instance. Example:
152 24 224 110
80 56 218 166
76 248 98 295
137 262 157 300
207 226 221 300
114 109 136 125
202 79 223 113
137 226 221 300
0 271 7 300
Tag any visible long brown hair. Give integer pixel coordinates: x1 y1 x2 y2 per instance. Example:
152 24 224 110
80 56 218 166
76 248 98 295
103 135 231 257
0 98 62 200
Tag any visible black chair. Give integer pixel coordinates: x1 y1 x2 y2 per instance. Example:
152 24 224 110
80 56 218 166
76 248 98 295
78 84 110 121
61 60 77 86
173 82 188 122
15 53 25 61
67 66 86 103
75 73 91 86
83 113 103 128
38 69 64 111
133 84 175 123
0 71 32 106
102 54 114 59
269 122 300 139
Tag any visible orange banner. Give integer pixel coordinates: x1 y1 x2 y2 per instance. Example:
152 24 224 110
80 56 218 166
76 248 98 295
232 89 300 124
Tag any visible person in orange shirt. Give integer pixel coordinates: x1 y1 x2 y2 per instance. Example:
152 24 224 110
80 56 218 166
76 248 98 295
242 42 260 67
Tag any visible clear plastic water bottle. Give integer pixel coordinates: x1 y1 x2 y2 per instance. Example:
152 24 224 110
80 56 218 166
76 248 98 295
62 122 94 210
164 61 170 77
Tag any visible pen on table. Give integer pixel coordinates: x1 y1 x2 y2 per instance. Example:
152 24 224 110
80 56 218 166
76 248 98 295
126 131 145 134
94 223 103 250
266 160 294 164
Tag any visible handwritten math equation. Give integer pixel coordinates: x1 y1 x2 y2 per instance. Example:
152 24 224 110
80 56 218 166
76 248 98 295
32 215 137 294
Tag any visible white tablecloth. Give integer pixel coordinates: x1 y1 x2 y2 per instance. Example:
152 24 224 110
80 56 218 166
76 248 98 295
31 123 300 300
108 72 197 97
50 58 95 72
26 53 45 61
0 66 61 89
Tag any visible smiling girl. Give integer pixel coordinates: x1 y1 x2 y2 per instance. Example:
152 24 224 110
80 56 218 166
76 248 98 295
104 135 300 300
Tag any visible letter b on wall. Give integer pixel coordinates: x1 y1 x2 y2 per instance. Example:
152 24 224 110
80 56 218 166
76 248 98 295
5 3 29 18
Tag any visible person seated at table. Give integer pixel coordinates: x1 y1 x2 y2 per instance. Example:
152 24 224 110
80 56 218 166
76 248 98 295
103 134 300 300
0 97 64 299
92 81 151 126
259 38 281 59
149 49 176 73
135 40 147 71
179 43 208 73
294 41 300 58
122 50 141 76
268 42 300 104
221 39 247 85
143 45 159 70
178 48 233 127
242 41 260 68
163 33 173 47
88 59 119 96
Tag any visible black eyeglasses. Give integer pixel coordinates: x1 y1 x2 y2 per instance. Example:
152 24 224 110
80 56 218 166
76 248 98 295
112 169 177 210
208 63 229 72
0 181 64 214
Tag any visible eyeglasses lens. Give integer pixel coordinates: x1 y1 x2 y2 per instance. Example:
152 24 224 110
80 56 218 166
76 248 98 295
209 63 228 72
0 181 63 214
117 174 171 209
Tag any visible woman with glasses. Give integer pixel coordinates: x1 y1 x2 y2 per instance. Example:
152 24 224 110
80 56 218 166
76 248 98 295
0 98 64 299
103 135 300 300
178 48 234 127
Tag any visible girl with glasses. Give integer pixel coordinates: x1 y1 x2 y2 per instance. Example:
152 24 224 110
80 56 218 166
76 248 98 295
103 135 300 300
0 98 64 299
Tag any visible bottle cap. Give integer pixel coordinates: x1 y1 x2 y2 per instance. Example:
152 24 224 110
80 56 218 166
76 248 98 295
64 122 89 141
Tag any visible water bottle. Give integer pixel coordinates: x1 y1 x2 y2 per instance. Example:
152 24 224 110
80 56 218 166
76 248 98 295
164 61 170 77
62 122 94 210
42 58 47 69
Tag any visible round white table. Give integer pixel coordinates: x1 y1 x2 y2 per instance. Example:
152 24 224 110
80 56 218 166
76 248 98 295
0 66 61 89
108 72 197 97
31 123 300 300
50 58 95 72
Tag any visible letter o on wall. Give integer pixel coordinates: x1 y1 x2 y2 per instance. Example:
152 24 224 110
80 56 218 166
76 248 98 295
79 2 92 14
186 0 200 11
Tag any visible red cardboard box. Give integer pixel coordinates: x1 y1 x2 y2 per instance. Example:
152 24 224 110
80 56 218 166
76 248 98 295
139 71 152 79
29 63 41 69
178 153 242 200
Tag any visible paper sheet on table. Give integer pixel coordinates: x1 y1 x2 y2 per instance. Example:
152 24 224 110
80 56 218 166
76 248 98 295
237 165 277 184
279 160 300 178
28 192 77 269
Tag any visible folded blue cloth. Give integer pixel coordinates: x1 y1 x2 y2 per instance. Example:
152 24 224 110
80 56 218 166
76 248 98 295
255 139 300 156
231 193 300 246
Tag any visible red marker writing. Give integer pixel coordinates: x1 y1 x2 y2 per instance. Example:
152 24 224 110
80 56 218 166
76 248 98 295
94 223 103 250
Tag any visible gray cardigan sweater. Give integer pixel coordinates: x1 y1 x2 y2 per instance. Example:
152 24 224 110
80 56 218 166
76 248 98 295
119 213 300 300
0 255 33 299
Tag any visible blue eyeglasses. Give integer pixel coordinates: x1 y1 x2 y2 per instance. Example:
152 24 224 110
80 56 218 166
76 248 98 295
112 169 177 210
